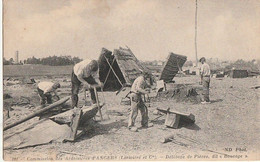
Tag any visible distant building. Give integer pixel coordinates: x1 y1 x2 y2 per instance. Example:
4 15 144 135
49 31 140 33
230 69 248 78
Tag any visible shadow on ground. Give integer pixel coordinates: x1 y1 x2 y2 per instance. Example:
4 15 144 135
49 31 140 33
210 99 223 103
76 119 128 142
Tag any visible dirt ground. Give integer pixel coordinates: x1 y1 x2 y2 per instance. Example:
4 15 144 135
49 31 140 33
3 75 260 161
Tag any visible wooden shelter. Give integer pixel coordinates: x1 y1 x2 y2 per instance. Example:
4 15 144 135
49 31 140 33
98 47 152 91
230 69 248 78
159 53 187 82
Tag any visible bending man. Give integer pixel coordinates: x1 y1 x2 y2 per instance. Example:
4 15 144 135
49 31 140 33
71 59 103 108
37 81 60 107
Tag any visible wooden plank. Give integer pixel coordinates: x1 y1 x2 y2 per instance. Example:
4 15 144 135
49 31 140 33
165 113 181 128
64 108 82 142
94 87 103 121
158 108 195 129
50 104 104 124
157 108 195 124
161 134 175 143
159 53 187 81
4 96 70 131
157 108 190 117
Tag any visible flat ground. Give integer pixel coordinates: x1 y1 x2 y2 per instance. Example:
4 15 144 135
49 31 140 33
3 69 260 161
3 64 73 77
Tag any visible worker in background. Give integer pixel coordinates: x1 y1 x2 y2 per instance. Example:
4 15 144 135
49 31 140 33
71 59 103 108
37 81 60 107
128 71 153 132
199 57 211 104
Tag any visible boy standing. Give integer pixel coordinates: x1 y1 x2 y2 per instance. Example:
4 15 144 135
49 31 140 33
128 72 153 132
199 57 211 104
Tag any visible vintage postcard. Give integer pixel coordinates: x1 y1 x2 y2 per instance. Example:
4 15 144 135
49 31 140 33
2 0 259 161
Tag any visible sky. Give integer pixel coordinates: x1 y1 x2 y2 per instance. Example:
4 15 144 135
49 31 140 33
3 0 260 61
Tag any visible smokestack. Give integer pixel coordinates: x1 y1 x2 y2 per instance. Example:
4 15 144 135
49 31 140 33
15 51 19 64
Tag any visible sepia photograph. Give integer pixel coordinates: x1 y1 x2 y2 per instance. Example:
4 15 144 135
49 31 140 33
2 0 260 161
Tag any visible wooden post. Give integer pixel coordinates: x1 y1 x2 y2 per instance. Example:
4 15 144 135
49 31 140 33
104 56 124 87
101 87 110 119
103 57 116 87
4 96 70 131
165 113 181 129
157 108 195 129
94 87 103 121
83 88 87 106
65 107 82 142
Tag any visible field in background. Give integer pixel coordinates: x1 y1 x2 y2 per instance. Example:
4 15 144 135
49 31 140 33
3 65 73 77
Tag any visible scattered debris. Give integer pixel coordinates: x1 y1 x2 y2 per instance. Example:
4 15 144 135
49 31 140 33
4 96 70 131
152 84 200 103
3 93 12 99
153 109 161 115
251 85 260 89
161 133 229 156
161 134 175 143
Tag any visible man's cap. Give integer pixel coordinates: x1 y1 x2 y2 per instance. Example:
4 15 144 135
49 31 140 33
199 57 206 62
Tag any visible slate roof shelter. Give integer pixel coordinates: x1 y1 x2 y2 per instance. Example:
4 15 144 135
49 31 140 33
230 69 248 78
98 47 152 91
159 53 187 82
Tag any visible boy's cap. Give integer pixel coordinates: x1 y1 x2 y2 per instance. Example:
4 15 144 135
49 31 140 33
199 57 206 62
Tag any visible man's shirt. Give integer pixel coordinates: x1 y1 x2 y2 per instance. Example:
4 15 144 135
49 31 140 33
38 82 55 94
131 76 146 94
73 59 99 81
200 63 211 76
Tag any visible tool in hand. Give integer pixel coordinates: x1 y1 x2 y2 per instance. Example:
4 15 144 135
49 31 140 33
101 87 110 119
94 87 103 121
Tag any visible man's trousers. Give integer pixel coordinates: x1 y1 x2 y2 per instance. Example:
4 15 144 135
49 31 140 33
71 71 97 108
202 76 210 102
128 93 148 128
